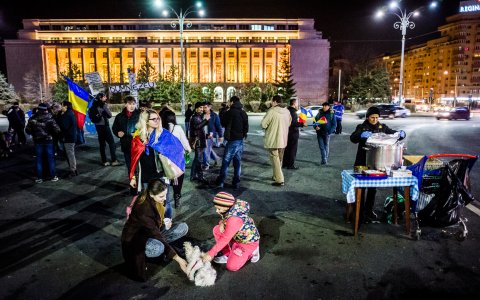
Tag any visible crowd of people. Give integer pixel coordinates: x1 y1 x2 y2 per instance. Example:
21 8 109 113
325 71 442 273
1 94 407 283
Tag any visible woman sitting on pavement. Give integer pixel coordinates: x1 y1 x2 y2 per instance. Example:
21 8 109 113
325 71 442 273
161 110 191 208
350 106 406 223
122 178 188 282
202 192 260 271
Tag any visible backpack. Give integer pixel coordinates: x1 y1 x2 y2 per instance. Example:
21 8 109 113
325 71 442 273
88 105 102 123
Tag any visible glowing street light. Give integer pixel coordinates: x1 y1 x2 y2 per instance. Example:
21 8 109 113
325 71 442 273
376 1 438 106
154 0 205 115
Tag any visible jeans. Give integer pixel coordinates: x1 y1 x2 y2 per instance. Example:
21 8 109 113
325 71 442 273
64 142 76 171
191 147 205 180
145 222 189 257
217 140 244 186
203 138 220 166
35 143 56 179
184 122 190 138
317 134 330 164
95 125 117 163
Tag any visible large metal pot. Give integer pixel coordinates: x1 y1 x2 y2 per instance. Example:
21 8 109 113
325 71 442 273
365 142 404 171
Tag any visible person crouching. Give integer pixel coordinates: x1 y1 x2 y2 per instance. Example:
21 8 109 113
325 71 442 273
202 192 260 271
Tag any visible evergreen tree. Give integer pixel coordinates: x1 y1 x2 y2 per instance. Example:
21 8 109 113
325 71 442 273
137 59 158 83
346 63 391 105
0 71 19 107
274 49 296 101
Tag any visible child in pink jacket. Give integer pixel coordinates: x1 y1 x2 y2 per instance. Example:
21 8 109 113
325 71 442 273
202 192 260 271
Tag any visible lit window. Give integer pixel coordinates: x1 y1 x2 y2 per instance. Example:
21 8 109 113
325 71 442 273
251 25 262 30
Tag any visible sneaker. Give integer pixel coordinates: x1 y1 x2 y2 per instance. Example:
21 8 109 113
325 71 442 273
250 247 260 263
202 165 210 171
35 179 43 184
271 182 284 186
111 160 121 166
213 255 228 264
103 162 111 166
364 211 380 224
51 176 59 182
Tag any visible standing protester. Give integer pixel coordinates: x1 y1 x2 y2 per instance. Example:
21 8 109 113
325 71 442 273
283 98 305 170
203 101 223 169
6 102 26 146
314 102 337 165
51 102 64 158
161 110 191 208
112 96 140 177
333 100 345 134
89 92 120 166
218 102 229 147
350 106 406 223
215 96 248 189
261 95 291 187
59 101 78 178
122 178 188 282
184 103 194 138
25 103 61 183
189 101 210 184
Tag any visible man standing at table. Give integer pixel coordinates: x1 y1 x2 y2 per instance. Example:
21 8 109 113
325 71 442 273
349 106 406 223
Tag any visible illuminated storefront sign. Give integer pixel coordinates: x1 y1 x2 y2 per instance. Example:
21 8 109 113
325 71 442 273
459 0 480 13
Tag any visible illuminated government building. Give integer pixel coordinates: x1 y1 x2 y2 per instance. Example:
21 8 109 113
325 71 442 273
4 18 330 102
380 0 480 105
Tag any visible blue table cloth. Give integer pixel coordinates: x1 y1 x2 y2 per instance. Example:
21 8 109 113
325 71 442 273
341 170 419 204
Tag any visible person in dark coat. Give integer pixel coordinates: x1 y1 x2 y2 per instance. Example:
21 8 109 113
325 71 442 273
59 101 78 178
112 96 140 176
218 102 229 147
122 178 188 282
6 102 26 146
215 96 249 189
283 98 305 169
189 101 210 183
350 106 406 223
91 92 120 166
314 102 337 165
25 103 61 183
184 103 193 138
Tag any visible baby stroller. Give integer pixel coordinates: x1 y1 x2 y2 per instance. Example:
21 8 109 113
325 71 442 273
407 154 478 241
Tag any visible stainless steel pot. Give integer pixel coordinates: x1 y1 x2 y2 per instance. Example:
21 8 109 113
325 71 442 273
364 142 404 171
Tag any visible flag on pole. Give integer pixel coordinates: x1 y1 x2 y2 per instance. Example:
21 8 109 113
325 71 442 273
298 106 312 124
65 77 90 129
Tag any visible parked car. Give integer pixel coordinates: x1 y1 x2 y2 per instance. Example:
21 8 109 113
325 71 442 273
436 106 471 120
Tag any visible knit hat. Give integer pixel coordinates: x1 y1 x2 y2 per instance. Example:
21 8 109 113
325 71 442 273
213 192 236 207
366 106 380 118
38 103 49 110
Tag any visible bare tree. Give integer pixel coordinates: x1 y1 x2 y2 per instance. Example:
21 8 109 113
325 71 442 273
23 70 50 103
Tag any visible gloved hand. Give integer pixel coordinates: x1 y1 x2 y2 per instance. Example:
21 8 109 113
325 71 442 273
399 130 406 139
360 131 372 139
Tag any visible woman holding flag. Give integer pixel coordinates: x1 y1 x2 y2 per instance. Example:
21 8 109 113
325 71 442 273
314 102 336 165
129 109 185 220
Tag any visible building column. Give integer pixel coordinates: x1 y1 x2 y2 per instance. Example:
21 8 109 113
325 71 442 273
275 47 279 82
55 48 60 80
223 47 226 83
81 48 85 82
158 47 161 78
197 47 200 83
261 48 265 83
210 47 213 83
250 48 253 84
107 48 111 84
93 48 97 72
236 45 239 83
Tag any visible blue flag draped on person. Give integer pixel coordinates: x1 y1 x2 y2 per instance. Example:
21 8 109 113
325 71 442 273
130 128 185 180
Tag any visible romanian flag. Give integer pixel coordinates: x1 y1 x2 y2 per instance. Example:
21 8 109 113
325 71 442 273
313 116 328 126
65 77 90 129
299 106 313 124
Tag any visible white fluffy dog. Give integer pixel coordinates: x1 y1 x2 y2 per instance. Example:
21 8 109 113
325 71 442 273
183 241 217 287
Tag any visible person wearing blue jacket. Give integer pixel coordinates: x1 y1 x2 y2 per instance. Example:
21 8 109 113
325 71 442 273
333 100 345 134
203 101 223 170
314 102 337 165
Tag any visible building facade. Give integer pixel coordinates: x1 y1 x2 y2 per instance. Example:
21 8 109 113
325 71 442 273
380 0 480 105
4 18 330 103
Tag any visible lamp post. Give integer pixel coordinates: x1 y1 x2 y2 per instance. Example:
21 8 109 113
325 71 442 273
154 0 205 115
376 1 438 106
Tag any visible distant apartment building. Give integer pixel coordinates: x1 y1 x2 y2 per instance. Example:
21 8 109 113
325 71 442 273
380 0 480 105
4 18 330 103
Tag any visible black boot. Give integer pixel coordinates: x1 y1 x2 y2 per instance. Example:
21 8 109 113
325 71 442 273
174 194 181 208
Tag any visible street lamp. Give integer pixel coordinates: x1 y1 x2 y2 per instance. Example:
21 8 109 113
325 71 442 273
154 0 205 115
376 1 438 106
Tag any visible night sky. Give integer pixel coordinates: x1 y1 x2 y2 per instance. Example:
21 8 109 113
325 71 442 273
0 0 461 77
